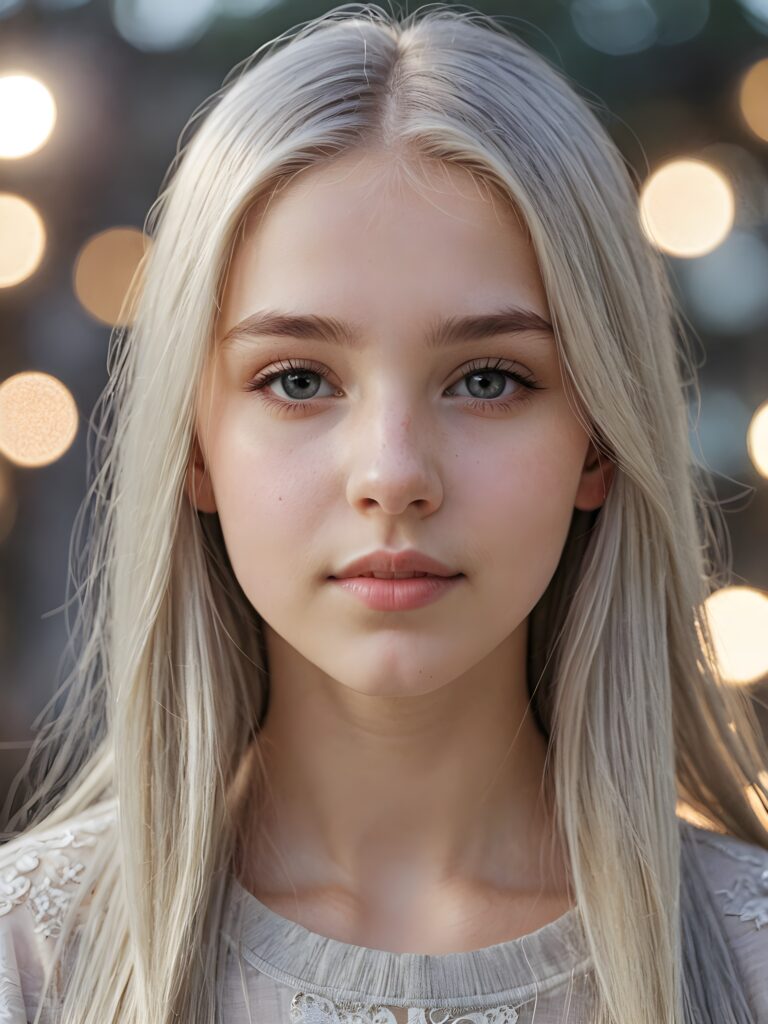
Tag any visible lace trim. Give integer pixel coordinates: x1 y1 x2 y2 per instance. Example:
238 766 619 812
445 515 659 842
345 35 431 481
290 992 521 1024
0 811 115 941
693 831 768 929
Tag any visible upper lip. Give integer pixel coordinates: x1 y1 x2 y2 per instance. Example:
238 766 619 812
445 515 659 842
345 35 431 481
329 549 462 579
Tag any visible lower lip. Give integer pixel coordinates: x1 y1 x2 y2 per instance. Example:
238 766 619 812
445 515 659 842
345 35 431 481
328 574 464 611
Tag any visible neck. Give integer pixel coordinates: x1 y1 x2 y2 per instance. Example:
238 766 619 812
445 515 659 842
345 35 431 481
232 621 571 918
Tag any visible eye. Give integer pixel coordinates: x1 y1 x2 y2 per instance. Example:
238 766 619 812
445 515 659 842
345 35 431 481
244 355 545 416
245 358 335 402
445 358 542 411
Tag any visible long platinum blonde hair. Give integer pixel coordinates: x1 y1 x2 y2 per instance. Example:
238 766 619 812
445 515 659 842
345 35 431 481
3 4 767 1022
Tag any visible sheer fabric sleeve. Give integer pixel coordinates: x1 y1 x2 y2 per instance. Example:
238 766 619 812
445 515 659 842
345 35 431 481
0 914 27 1024
688 825 768 1020
0 803 117 1023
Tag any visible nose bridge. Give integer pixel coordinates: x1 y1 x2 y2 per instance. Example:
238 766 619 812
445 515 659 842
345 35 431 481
358 379 428 461
345 378 442 513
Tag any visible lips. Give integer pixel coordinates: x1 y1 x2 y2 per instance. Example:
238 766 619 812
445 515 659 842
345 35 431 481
330 549 461 580
329 572 464 611
354 571 432 579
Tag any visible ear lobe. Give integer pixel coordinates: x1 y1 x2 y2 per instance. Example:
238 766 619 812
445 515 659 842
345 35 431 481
574 442 614 512
186 437 217 514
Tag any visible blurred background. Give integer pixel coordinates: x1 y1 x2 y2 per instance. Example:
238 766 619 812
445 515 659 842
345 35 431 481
0 0 767 817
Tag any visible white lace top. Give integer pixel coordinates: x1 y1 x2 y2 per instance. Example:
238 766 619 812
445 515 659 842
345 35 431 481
0 800 766 1023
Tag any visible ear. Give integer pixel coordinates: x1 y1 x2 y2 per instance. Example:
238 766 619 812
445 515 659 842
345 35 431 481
186 435 217 514
574 439 615 512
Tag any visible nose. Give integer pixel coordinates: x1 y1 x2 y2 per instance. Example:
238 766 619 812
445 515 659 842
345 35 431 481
343 404 444 517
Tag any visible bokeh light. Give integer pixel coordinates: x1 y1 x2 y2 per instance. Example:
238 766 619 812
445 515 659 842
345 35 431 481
736 0 768 35
747 401 768 478
73 226 149 326
702 586 768 685
111 0 217 52
0 372 78 468
677 229 768 334
695 142 768 230
570 0 708 52
739 58 768 142
0 194 46 287
0 74 56 159
571 0 658 55
218 0 282 12
639 159 735 257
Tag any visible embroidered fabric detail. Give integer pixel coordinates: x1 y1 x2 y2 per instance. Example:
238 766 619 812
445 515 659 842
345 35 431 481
693 831 768 930
0 811 114 941
290 991 520 1024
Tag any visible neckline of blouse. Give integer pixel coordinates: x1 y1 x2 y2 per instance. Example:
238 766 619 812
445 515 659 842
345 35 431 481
222 875 592 1009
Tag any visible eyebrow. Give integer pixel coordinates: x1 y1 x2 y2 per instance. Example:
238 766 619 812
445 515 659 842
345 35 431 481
219 304 554 350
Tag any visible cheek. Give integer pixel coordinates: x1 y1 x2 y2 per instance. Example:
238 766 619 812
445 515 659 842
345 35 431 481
208 420 331 603
463 426 585 594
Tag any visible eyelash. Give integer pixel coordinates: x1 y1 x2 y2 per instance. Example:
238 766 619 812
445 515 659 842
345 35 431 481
243 356 544 416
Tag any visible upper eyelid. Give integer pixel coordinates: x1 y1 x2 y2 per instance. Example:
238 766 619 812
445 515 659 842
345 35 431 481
250 355 536 379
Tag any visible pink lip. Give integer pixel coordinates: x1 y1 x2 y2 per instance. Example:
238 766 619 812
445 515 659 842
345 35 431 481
332 548 458 579
328 574 464 611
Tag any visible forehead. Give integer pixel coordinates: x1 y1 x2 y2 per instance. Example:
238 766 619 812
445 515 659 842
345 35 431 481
240 149 532 252
219 150 548 337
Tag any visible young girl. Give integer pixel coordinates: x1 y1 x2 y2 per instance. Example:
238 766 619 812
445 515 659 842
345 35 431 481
1 4 766 1023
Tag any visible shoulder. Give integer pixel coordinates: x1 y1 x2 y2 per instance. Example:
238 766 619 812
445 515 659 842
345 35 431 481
682 820 768 930
0 799 118 1023
681 819 768 1016
0 798 118 940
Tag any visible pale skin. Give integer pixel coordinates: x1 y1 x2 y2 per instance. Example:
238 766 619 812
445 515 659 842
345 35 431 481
188 148 614 954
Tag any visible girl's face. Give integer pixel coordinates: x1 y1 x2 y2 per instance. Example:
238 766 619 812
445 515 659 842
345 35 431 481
190 150 611 698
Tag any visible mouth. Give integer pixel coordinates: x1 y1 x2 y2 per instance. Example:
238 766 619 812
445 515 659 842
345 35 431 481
327 572 465 611
328 572 464 580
